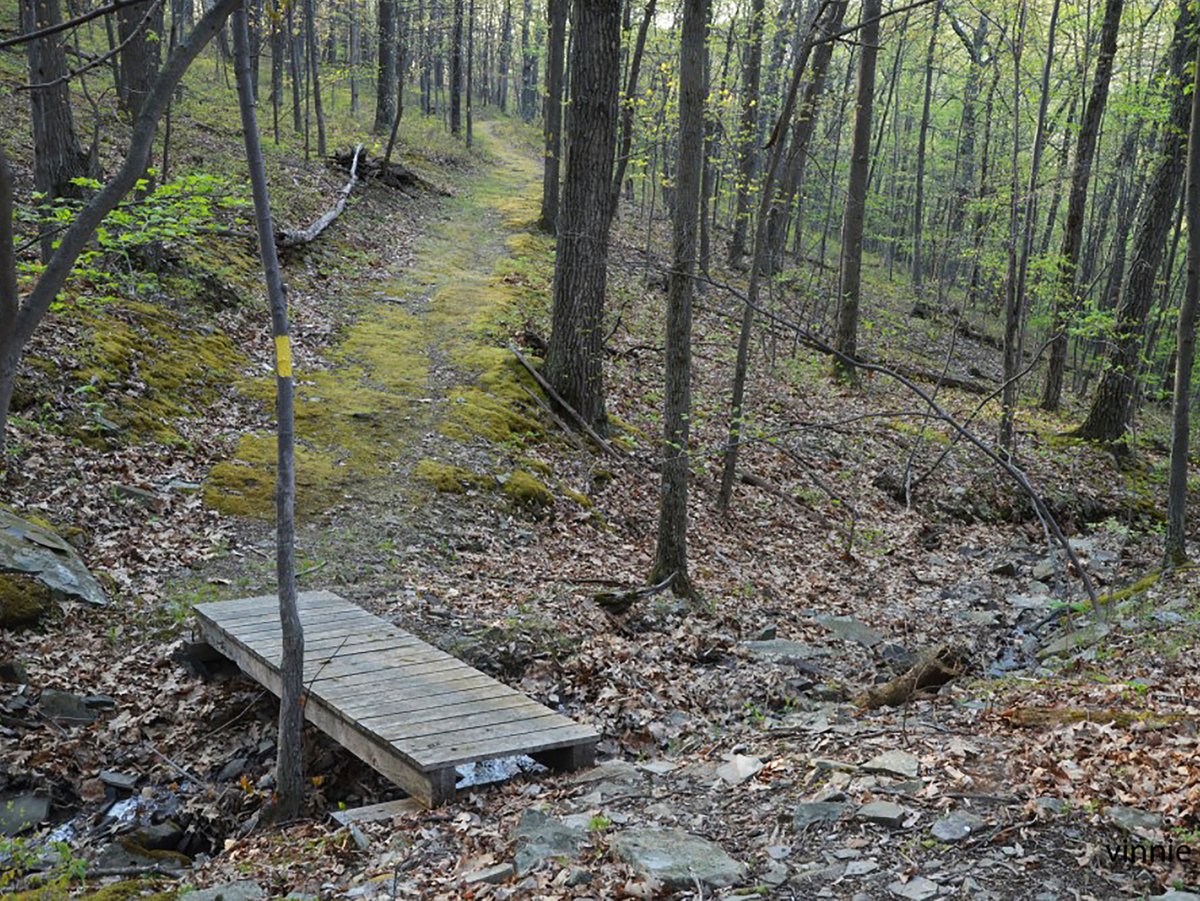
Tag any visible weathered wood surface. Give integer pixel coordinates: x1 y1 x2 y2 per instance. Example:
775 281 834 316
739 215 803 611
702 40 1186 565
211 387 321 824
194 590 597 806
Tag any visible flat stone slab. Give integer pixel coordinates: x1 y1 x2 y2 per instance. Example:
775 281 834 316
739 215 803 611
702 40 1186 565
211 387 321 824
931 811 985 842
0 793 49 836
184 882 265 901
858 801 908 828
793 801 850 830
741 639 829 661
0 509 106 606
862 750 919 779
611 828 747 891
1104 804 1162 835
889 875 941 900
514 809 585 875
816 616 884 648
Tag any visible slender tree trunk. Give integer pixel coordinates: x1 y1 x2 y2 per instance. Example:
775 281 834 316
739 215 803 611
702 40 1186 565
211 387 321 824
1077 0 1195 443
450 0 464 133
539 0 567 230
519 0 536 121
1039 0 1124 410
1166 36 1200 563
466 0 474 145
609 0 657 225
304 0 326 155
727 0 764 269
544 0 621 433
652 0 708 600
231 0 303 822
118 0 165 116
498 0 512 111
271 3 284 141
833 0 881 380
911 0 941 295
373 0 397 132
288 0 302 132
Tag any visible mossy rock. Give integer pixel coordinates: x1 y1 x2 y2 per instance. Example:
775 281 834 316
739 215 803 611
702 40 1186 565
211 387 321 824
413 459 489 494
502 470 554 510
0 572 55 628
562 488 593 509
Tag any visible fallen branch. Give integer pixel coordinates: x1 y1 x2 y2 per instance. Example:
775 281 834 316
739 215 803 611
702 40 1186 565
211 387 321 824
508 343 621 458
335 147 448 195
884 360 992 396
855 644 971 709
594 573 676 616
277 143 363 248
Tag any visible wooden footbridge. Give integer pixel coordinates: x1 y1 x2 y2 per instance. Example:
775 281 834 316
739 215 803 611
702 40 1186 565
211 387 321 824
194 590 597 806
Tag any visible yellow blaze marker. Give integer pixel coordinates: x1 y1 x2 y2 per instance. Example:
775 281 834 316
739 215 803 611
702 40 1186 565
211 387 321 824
274 335 293 378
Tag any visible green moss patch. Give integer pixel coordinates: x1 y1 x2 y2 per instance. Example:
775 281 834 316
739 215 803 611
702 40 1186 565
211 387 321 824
0 572 55 628
413 459 489 494
502 470 555 511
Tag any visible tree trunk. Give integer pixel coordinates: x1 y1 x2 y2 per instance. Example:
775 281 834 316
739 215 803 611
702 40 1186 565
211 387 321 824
652 0 707 600
466 0 474 146
450 0 464 133
544 0 621 434
1165 31 1200 564
498 0 512 111
24 0 92 261
118 0 165 116
1076 0 1195 443
727 0 764 269
519 0 536 121
609 0 657 226
1039 0 1124 410
304 0 326 155
911 0 941 294
231 0 303 822
539 0 567 230
373 0 397 132
833 0 881 380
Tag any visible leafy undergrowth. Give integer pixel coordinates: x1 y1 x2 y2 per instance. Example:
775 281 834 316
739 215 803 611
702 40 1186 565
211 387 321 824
1 101 1198 900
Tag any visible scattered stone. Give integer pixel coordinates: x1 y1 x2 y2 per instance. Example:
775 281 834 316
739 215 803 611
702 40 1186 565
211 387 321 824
83 694 117 709
1032 560 1056 581
813 758 858 773
862 750 919 779
1038 622 1111 659
166 479 203 494
116 484 166 512
844 860 878 876
216 757 248 782
0 509 107 608
93 841 189 871
610 828 747 891
513 809 585 875
931 811 984 842
816 616 884 648
0 793 49 835
184 881 265 901
38 688 96 725
137 820 184 851
1007 593 1052 611
990 560 1018 578
1104 804 1162 835
463 863 515 885
762 861 789 886
793 801 850 830
857 801 908 828
1153 893 1200 901
888 875 940 900
99 770 138 792
832 848 861 860
878 644 918 673
717 754 764 785
1034 797 1067 816
766 844 790 860
0 660 28 683
638 759 677 776
961 610 1002 627
564 868 592 887
754 624 778 641
741 639 828 661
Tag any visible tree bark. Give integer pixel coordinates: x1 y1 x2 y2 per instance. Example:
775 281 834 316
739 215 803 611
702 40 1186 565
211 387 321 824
449 0 463 133
609 0 656 226
1076 0 1195 443
118 0 165 116
1039 0 1124 410
231 0 303 821
539 0 566 231
911 0 941 294
652 0 707 600
544 0 621 434
727 0 764 268
833 0 881 380
373 0 397 133
303 0 326 156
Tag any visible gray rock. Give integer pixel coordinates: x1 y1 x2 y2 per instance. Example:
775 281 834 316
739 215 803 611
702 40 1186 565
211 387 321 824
1153 893 1200 901
742 639 828 661
753 624 778 641
137 819 183 850
83 694 117 709
862 750 919 779
0 509 106 607
716 754 763 785
762 861 789 886
1034 797 1067 815
217 757 247 782
844 859 878 876
816 616 884 648
857 801 908 828
1038 622 1110 659
793 801 850 830
564 867 592 887
1104 804 1162 835
0 793 49 836
990 561 1018 578
931 811 984 842
514 809 584 875
1032 560 1056 581
888 875 940 900
463 863 515 885
94 841 188 871
0 660 28 683
99 770 138 792
38 688 96 725
184 882 264 901
610 828 747 891
116 484 166 511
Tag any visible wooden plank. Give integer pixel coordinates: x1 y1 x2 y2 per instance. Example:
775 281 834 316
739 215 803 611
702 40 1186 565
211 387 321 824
372 697 565 741
326 672 509 713
414 721 599 769
196 590 346 622
330 799 423 826
218 607 379 636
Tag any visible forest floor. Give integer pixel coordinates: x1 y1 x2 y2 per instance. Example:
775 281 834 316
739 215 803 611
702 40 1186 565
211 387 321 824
2 112 1200 901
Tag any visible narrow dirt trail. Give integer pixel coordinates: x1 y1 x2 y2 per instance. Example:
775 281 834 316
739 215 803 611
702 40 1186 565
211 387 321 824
195 118 552 608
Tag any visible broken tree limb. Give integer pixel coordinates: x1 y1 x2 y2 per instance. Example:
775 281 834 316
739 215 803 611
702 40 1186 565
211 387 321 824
277 143 362 248
334 147 448 195
594 573 676 616
508 343 621 458
855 644 971 709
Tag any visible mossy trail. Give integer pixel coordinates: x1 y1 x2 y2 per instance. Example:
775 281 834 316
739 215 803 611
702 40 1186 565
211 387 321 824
204 119 555 521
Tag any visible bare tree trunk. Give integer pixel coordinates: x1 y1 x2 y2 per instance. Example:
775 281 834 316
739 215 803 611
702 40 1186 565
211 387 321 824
833 0 881 380
519 0 535 121
544 0 621 433
727 0 764 269
1166 34 1200 564
1077 0 1195 443
304 0 326 155
288 0 302 132
539 0 566 230
373 0 396 131
232 0 303 822
498 0 512 111
652 0 707 600
449 0 463 133
609 0 656 225
911 0 941 295
118 0 165 116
